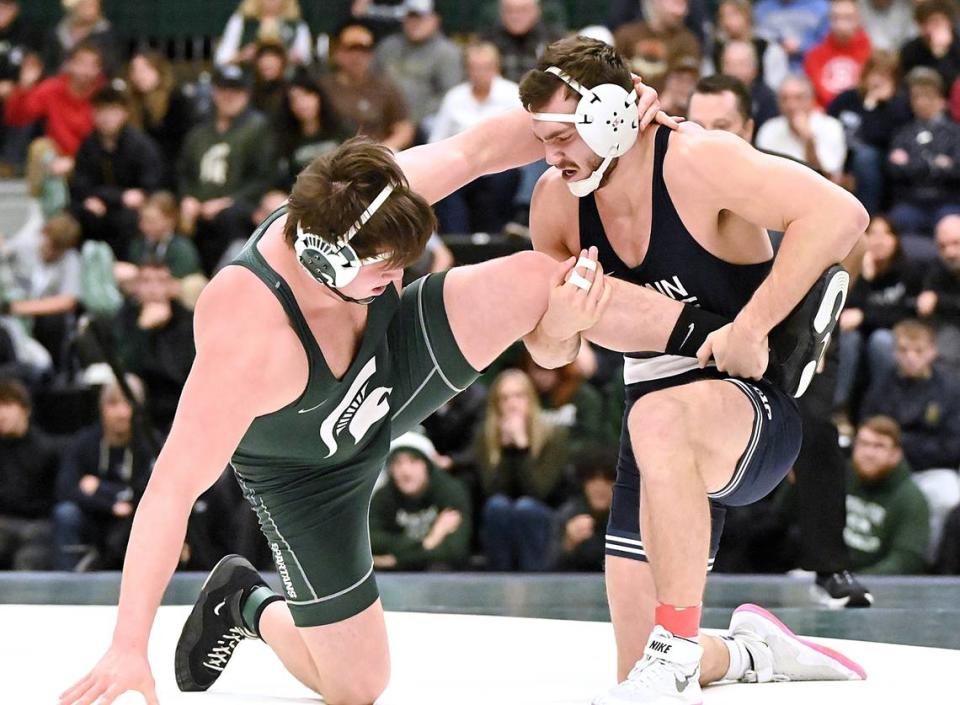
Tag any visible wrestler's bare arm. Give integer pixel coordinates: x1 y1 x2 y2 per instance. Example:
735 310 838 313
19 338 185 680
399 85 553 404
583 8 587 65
680 127 868 337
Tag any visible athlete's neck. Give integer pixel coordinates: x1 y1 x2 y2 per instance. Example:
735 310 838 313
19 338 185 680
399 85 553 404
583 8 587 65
594 127 657 213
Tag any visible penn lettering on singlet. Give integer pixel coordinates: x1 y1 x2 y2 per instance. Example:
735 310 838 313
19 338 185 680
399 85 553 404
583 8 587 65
578 126 772 390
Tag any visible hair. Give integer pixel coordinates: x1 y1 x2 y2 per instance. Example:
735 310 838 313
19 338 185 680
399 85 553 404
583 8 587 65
0 379 30 410
127 50 176 129
866 213 903 268
91 85 128 109
100 373 146 407
571 444 618 485
694 74 753 123
779 73 814 97
519 350 584 408
858 50 899 95
906 66 945 96
283 137 436 269
239 0 302 21
465 40 501 68
284 70 345 143
68 38 103 63
519 36 632 112
858 415 902 448
718 0 753 18
139 255 172 273
893 318 937 344
256 41 288 62
482 368 550 467
142 191 179 220
43 212 81 252
914 0 957 24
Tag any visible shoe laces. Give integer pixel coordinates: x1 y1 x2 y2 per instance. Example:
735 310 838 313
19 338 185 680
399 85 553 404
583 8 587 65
203 626 255 671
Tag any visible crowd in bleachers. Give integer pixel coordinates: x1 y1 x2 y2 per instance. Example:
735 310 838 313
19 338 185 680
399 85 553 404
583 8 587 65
1 0 960 579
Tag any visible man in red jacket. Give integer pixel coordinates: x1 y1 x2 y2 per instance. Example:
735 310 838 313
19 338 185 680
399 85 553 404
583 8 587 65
804 0 872 107
2 39 103 162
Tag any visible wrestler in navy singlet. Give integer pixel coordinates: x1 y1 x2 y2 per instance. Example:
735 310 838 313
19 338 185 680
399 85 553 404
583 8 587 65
589 126 803 568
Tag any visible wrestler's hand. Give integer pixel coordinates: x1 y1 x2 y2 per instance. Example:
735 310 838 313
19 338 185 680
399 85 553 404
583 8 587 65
538 246 612 342
631 76 682 131
59 645 160 705
697 320 769 380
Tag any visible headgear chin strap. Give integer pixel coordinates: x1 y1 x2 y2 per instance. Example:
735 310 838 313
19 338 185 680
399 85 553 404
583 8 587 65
294 183 395 303
531 66 640 197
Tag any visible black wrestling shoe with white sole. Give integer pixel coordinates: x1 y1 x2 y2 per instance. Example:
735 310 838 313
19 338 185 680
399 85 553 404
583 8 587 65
767 264 849 398
175 554 266 691
814 571 874 609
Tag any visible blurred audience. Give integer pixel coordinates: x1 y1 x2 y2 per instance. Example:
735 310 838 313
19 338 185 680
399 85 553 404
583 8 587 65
481 0 564 84
916 215 960 367
42 0 119 77
0 0 42 172
804 0 872 108
215 0 312 68
688 74 756 141
280 73 348 190
614 0 701 92
899 0 960 90
551 445 616 571
710 0 788 90
858 0 916 52
370 432 472 571
753 0 830 70
251 42 291 129
720 40 780 131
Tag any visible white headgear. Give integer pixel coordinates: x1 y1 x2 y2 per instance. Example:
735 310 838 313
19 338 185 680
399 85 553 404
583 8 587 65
531 66 640 197
294 184 394 290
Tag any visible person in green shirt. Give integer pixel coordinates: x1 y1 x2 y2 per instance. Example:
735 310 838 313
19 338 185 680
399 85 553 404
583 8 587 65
370 431 471 571
845 415 931 575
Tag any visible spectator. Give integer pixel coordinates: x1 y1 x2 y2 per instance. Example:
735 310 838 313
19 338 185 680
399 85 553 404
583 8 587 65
917 215 960 367
375 0 463 135
214 0 312 68
755 74 847 179
753 0 830 70
0 0 43 172
476 369 569 571
279 73 349 190
119 192 205 309
710 0 789 91
899 0 960 90
429 42 521 234
177 65 275 274
400 232 454 286
53 375 153 570
844 416 930 574
858 0 917 52
4 212 82 367
318 22 414 151
113 260 195 433
607 0 711 47
887 68 960 237
936 502 960 573
835 215 924 414
719 41 779 132
421 383 487 467
3 40 103 160
481 0 564 84
520 351 607 453
251 42 290 129
688 74 756 141
860 319 960 472
614 0 701 92
125 51 196 189
659 55 700 117
551 445 616 571
804 0 872 107
70 86 163 261
370 432 472 571
827 50 912 214
0 380 59 569
42 0 119 77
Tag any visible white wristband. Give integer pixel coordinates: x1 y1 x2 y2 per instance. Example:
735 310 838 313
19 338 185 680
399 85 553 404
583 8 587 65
569 271 592 290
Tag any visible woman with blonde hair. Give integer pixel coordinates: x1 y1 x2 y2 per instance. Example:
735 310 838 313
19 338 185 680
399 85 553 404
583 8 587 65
126 50 196 188
215 0 313 67
475 368 569 571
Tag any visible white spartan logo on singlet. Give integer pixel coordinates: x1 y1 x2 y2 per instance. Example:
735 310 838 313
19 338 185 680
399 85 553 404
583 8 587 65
199 142 231 185
318 357 393 458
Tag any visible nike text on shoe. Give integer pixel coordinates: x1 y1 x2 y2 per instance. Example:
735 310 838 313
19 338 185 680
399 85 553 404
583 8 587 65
728 603 866 683
814 571 874 609
175 554 265 691
767 264 849 398
593 626 703 705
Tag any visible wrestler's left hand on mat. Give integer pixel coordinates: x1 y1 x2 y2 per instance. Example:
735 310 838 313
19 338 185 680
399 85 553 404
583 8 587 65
539 246 612 341
696 319 769 381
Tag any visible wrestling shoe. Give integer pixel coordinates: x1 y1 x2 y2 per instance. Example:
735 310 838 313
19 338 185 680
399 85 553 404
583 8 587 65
728 603 866 683
814 571 874 609
592 626 703 705
767 264 849 398
175 554 266 692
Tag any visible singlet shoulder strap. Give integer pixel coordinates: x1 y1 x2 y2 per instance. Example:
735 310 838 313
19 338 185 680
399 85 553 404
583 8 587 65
231 206 325 364
651 125 672 197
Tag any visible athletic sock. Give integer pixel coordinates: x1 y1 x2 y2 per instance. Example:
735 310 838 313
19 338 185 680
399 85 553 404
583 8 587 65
241 585 283 638
655 602 702 639
721 634 752 681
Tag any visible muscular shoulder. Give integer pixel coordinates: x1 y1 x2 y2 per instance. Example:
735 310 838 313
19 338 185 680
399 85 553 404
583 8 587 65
530 167 578 260
664 124 762 194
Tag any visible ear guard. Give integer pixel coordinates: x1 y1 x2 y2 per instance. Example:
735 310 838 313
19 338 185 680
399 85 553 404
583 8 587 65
531 66 640 197
294 184 394 290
